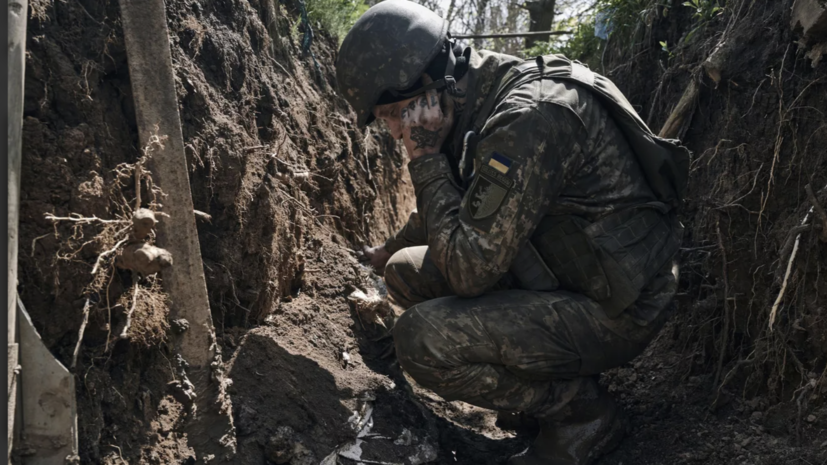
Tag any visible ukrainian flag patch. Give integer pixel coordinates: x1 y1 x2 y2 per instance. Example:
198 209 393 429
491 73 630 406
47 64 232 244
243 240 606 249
488 152 513 174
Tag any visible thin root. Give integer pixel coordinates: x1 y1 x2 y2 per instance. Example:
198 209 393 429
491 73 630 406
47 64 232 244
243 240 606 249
120 281 141 339
71 297 93 369
91 237 129 276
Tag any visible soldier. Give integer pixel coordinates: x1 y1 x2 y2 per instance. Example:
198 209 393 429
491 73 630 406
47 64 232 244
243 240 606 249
336 1 690 464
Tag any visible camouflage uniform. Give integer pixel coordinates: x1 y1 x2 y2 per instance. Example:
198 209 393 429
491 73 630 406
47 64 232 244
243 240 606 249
383 49 683 416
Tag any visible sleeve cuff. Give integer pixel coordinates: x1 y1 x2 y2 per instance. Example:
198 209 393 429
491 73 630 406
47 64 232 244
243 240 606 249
383 236 403 255
407 153 453 192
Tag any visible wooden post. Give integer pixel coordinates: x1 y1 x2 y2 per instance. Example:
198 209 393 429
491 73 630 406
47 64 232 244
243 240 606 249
118 0 236 460
8 0 28 459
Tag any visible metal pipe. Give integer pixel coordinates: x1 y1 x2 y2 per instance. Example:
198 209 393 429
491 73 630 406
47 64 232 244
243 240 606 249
452 30 572 39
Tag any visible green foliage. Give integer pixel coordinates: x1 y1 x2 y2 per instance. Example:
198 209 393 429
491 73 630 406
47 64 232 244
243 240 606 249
524 18 601 66
594 0 659 40
659 40 674 58
679 0 723 45
682 0 722 22
524 0 659 67
525 0 727 68
305 0 369 41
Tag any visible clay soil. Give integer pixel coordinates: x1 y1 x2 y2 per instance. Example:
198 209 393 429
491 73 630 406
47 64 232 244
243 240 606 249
13 0 827 463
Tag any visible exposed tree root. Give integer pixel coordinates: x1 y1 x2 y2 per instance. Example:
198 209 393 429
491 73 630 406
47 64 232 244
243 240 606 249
46 133 172 369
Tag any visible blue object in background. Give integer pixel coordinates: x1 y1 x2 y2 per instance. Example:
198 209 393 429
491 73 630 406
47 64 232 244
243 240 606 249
595 10 614 40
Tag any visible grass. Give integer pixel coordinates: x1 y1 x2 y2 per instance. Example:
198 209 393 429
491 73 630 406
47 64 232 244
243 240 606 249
305 0 369 42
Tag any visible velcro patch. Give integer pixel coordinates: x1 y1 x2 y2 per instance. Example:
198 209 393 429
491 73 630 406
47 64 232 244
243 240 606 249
488 152 513 174
467 164 514 220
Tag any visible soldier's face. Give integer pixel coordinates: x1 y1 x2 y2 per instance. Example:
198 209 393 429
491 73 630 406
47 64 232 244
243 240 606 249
373 97 415 140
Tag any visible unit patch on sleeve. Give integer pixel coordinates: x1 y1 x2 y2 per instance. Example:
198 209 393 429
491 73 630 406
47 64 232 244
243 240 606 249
467 160 515 220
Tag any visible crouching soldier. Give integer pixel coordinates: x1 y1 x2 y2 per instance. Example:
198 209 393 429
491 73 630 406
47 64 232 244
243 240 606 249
336 1 690 463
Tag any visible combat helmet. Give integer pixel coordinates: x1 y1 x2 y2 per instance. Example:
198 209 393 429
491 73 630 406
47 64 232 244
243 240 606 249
336 0 460 127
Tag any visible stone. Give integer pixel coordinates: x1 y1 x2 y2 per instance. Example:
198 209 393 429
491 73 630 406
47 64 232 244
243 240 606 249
791 0 827 66
792 0 827 40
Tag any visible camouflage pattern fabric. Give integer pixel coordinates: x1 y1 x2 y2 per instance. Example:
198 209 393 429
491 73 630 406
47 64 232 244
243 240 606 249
383 49 683 415
387 246 677 415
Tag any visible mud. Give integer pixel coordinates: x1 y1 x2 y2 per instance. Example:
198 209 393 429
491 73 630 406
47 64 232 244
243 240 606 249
13 0 827 463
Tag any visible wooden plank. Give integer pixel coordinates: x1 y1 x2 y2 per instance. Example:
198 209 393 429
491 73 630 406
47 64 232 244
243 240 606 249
117 0 236 460
8 0 28 459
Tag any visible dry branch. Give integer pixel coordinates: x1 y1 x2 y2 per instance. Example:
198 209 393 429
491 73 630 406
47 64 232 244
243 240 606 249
71 297 93 369
91 237 129 276
713 217 731 389
44 213 128 225
770 227 803 331
659 73 701 140
120 282 140 339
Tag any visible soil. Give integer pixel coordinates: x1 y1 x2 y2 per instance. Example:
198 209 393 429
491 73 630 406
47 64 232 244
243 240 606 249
13 0 827 464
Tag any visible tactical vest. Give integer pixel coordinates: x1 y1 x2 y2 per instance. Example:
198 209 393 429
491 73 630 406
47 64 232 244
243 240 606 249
466 54 690 318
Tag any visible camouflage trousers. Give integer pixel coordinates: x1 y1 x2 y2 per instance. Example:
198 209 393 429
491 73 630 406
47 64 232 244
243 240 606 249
387 246 677 417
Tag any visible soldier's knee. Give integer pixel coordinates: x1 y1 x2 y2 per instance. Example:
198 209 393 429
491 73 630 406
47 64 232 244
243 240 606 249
384 248 423 308
383 250 411 298
393 305 450 382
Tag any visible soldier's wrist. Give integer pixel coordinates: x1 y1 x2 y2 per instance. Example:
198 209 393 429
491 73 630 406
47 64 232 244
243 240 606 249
408 153 452 194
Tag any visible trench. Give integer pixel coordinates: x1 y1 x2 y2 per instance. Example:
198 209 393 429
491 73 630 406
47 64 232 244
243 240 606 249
13 0 827 463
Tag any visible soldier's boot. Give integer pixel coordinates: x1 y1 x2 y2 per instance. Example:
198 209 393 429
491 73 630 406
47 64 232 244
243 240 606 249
508 380 623 465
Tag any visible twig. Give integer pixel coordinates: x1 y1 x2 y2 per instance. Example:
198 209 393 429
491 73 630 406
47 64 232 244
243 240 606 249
44 213 128 225
71 297 93 369
770 228 802 331
120 281 140 339
135 154 143 210
805 184 827 242
30 233 51 256
91 237 129 276
770 182 827 330
713 216 730 389
104 269 116 352
777 225 812 274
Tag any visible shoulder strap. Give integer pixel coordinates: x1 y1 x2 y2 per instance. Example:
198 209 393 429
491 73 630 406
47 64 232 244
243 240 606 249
467 54 691 208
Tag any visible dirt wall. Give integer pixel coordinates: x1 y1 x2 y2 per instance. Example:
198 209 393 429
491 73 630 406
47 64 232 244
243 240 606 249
17 0 413 461
594 0 827 424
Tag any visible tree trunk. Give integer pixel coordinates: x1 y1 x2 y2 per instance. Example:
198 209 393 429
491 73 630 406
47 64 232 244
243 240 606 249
445 0 458 32
522 0 556 48
473 0 491 48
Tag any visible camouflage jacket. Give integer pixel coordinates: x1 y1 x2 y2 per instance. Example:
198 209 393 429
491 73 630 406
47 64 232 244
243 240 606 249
384 50 676 316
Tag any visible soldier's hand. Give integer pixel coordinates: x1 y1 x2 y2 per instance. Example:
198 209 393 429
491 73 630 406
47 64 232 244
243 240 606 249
357 244 392 275
399 75 455 160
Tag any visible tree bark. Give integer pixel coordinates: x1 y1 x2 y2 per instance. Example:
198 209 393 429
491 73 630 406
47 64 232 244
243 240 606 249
445 0 458 32
522 0 556 48
473 0 492 48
